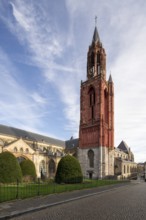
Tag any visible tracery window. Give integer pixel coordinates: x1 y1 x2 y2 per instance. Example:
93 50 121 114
104 89 108 123
88 149 94 168
97 52 100 64
49 159 56 175
90 52 94 67
97 52 101 75
89 87 95 120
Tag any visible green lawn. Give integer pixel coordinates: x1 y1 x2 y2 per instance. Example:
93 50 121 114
0 179 127 203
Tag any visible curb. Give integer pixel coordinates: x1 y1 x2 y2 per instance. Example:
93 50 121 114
0 183 131 220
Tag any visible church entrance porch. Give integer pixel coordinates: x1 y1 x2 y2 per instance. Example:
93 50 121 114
87 170 94 179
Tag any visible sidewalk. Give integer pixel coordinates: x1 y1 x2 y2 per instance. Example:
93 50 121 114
0 183 131 220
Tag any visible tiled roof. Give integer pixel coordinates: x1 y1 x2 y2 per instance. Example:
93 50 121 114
0 124 65 148
117 140 129 153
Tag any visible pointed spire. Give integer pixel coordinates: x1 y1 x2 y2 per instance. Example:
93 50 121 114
108 74 113 83
92 26 100 44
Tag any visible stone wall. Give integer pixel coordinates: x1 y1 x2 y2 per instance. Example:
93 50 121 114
78 146 114 179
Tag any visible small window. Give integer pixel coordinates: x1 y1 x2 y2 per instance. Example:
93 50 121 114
20 148 23 153
14 147 18 153
25 148 29 153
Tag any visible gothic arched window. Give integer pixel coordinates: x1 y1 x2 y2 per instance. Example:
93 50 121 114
124 165 126 174
104 89 108 123
40 160 46 179
14 147 18 153
127 165 129 173
49 159 56 176
17 157 25 163
97 52 100 64
97 52 101 75
88 150 94 168
89 87 95 121
90 52 94 67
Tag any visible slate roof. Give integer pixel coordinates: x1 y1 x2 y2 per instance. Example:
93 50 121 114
0 124 65 148
117 140 129 153
92 26 100 44
108 74 113 83
65 138 79 150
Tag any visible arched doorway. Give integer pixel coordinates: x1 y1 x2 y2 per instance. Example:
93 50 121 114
39 160 46 179
49 159 56 178
88 149 94 168
87 150 94 179
17 156 26 163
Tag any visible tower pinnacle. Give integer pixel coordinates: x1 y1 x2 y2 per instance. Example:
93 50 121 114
108 74 113 83
92 16 100 44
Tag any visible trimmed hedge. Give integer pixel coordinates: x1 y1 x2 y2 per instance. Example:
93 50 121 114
0 151 22 183
55 155 83 184
20 159 36 180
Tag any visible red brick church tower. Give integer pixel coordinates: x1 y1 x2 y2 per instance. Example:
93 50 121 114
78 25 114 179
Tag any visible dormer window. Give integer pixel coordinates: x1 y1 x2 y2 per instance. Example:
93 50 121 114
20 148 23 153
25 148 29 153
14 147 17 153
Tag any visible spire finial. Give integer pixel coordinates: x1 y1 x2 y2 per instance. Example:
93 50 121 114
95 16 97 26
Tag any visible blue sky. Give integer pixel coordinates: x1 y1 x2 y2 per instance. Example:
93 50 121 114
0 0 146 162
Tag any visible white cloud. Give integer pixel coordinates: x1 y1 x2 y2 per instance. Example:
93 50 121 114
2 0 83 137
0 48 49 132
31 92 47 105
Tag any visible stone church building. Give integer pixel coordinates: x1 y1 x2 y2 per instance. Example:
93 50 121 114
0 25 137 180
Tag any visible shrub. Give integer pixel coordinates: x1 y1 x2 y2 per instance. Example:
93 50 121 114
55 155 83 184
20 159 36 181
0 151 22 183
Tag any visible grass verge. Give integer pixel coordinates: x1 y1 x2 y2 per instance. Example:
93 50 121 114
0 179 128 203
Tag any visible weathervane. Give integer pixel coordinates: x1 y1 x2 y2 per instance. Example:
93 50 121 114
95 16 97 26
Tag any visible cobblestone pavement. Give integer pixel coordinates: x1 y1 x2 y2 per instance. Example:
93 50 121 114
10 181 146 220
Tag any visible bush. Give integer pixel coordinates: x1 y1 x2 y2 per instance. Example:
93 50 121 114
20 159 36 181
0 151 22 183
55 155 83 184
